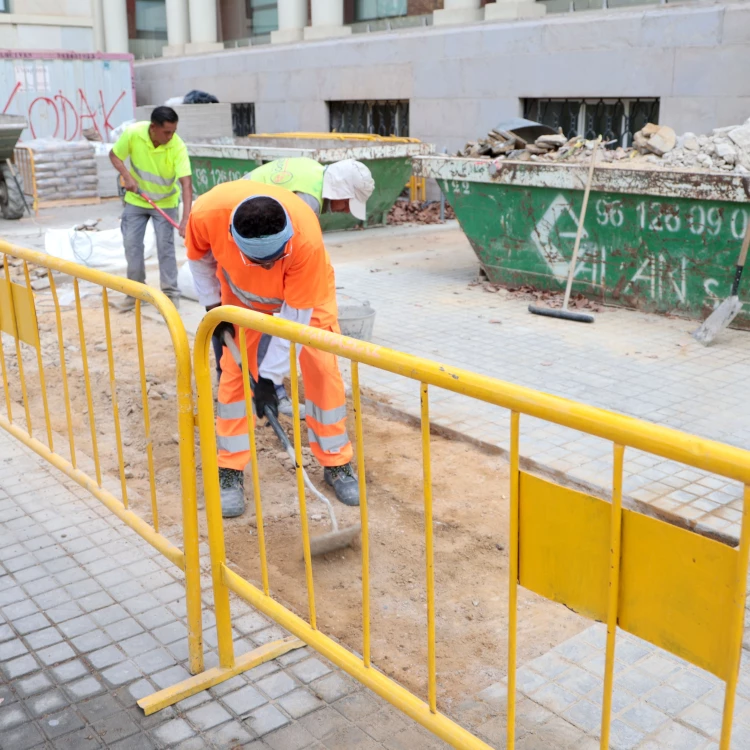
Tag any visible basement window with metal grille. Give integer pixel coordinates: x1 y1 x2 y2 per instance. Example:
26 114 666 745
231 103 256 137
523 98 660 148
329 100 410 138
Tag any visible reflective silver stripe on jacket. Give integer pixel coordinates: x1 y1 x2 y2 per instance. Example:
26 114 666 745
217 433 250 453
307 429 350 453
222 269 283 312
132 163 176 187
140 186 178 202
217 400 247 420
305 401 347 425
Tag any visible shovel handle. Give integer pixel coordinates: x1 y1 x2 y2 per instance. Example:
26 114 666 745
138 191 181 231
221 331 338 529
731 217 750 295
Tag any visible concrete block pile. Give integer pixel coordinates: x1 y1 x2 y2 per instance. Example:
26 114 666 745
25 139 99 203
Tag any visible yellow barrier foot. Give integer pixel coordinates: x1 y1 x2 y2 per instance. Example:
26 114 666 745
137 636 305 715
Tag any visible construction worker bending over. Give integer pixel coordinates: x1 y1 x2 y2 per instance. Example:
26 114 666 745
186 180 360 517
209 157 374 418
110 106 193 311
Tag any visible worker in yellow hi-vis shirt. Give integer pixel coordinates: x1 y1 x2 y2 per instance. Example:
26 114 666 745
109 106 192 311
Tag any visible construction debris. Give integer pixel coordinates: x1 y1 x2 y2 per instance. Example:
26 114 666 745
388 200 455 225
457 118 750 174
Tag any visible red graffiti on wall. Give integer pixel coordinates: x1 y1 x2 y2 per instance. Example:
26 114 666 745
2 84 130 142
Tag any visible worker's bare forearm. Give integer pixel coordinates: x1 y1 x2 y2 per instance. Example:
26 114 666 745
179 176 193 218
108 151 130 178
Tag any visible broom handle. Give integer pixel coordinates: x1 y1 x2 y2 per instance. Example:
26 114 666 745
731 219 750 296
563 137 601 311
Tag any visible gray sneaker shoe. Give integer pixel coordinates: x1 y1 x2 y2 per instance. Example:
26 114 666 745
276 385 306 419
166 294 181 310
324 463 360 507
117 295 136 312
219 467 245 518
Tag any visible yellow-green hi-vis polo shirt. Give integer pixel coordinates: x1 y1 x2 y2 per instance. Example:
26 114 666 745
112 121 191 209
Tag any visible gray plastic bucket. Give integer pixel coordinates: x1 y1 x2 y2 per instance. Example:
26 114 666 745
337 295 376 341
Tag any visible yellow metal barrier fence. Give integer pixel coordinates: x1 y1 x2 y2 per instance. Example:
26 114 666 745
0 242 204 676
408 175 427 202
146 305 749 750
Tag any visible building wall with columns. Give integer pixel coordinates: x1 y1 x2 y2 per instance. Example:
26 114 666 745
0 0 98 51
134 2 750 153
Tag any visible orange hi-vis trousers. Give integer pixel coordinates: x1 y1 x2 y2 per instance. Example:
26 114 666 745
216 300 353 471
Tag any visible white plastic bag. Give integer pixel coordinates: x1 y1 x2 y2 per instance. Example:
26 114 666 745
44 224 156 273
177 262 199 301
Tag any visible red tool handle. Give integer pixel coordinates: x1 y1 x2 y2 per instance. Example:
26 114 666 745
137 191 181 231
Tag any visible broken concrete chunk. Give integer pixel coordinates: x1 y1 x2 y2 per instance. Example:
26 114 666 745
30 278 51 291
645 126 676 156
715 141 738 164
683 134 699 151
728 124 750 152
642 122 660 137
536 134 567 147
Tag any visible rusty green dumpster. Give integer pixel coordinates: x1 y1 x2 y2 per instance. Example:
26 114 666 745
188 134 433 232
415 155 750 327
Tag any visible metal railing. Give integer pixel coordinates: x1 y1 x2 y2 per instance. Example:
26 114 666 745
137 305 750 749
0 242 204 676
408 175 427 202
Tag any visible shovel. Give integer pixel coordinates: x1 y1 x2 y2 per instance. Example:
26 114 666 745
692 219 750 346
222 332 361 556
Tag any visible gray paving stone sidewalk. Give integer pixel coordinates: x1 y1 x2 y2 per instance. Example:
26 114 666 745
325 224 750 542
4 418 750 750
465 623 750 750
0 431 447 750
157 222 750 542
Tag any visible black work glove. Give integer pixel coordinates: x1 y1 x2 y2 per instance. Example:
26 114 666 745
253 376 278 420
213 320 235 348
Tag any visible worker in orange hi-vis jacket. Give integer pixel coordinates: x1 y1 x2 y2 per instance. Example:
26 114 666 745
186 180 358 518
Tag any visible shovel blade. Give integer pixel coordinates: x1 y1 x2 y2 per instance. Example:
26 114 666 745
692 297 743 346
308 524 361 557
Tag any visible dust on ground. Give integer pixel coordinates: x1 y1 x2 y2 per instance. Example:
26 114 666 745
2 285 586 711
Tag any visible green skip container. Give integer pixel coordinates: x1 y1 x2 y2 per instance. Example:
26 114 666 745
188 133 433 232
416 155 750 328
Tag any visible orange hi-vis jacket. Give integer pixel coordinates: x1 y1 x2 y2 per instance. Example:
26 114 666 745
185 179 352 471
185 180 335 313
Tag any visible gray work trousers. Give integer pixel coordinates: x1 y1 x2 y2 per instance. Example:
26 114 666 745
121 202 179 297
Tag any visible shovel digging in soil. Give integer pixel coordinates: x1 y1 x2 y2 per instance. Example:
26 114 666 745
222 332 361 556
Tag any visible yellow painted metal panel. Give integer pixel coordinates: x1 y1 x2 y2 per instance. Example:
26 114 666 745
0 279 39 347
619 509 736 680
518 472 609 621
519 471 738 680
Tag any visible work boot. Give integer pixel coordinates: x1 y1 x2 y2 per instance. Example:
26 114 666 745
117 295 136 312
324 463 360 507
219 467 245 518
166 293 181 311
276 384 306 419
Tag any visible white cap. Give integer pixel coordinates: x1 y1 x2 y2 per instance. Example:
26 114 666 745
322 160 375 221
